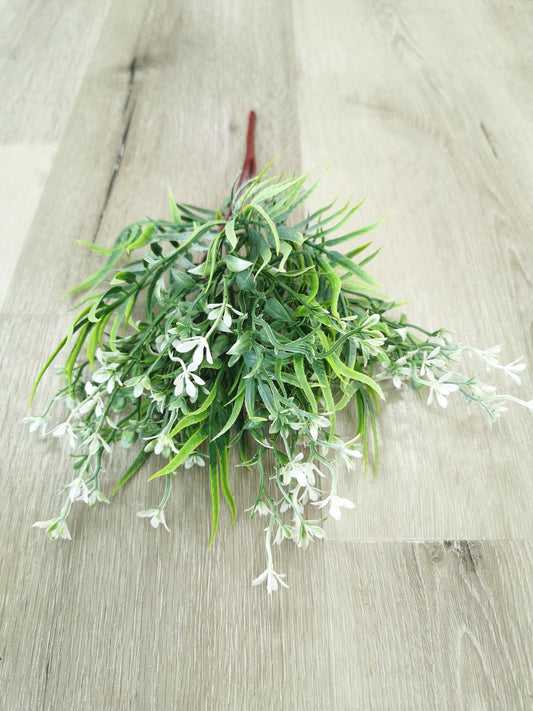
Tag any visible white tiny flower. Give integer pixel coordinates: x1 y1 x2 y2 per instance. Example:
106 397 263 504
280 492 304 515
471 344 502 370
207 303 233 333
486 402 509 419
183 453 206 469
502 357 527 385
154 334 169 353
314 493 356 521
172 336 213 366
425 373 460 408
33 518 71 540
273 522 293 546
144 427 179 456
50 421 78 448
88 488 110 506
322 436 363 471
24 415 46 436
82 432 112 455
298 481 322 505
92 366 123 394
51 422 68 437
307 413 330 441
396 327 409 341
62 476 90 504
173 358 206 401
33 518 58 530
252 501 270 516
85 381 97 396
137 507 170 531
150 390 166 413
279 453 326 489
292 520 325 550
419 347 444 377
469 380 497 399
206 302 244 333
125 375 151 398
252 565 289 593
79 384 105 417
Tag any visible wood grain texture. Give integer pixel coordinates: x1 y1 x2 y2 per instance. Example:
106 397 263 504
0 145 56 309
293 0 533 542
0 0 111 142
1 1 532 709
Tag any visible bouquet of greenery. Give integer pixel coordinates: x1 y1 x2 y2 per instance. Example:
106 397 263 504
27 114 531 592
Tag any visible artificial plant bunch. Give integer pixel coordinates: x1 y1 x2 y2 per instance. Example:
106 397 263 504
27 120 531 592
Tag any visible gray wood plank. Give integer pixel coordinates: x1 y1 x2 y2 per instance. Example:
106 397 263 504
1 532 531 709
0 0 111 142
0 145 56 309
293 0 533 542
321 540 533 710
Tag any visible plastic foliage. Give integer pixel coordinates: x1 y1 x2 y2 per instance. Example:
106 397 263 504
27 113 531 592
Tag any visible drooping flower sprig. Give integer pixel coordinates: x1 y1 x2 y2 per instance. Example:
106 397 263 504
27 117 531 591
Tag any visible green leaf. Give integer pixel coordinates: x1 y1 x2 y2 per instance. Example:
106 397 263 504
278 240 292 272
256 380 279 417
293 355 318 413
245 203 280 254
313 358 336 439
111 270 137 284
86 322 100 370
277 225 304 244
168 187 182 224
225 218 238 250
170 267 195 289
169 384 218 437
345 241 372 259
208 441 220 548
76 240 123 255
264 297 291 322
235 269 255 291
65 322 89 393
148 425 209 480
126 223 155 254
250 175 303 205
316 255 341 318
312 197 366 239
29 335 68 406
113 449 150 494
64 250 122 296
216 437 235 524
212 382 246 441
323 248 379 286
225 254 253 272
326 353 384 400
244 378 266 423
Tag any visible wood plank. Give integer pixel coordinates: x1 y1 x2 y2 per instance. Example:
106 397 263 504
292 0 533 542
321 540 533 710
0 145 56 309
0 0 111 142
1 534 531 708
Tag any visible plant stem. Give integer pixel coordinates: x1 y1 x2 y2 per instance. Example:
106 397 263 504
236 110 257 189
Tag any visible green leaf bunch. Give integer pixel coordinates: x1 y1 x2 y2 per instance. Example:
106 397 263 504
27 168 532 591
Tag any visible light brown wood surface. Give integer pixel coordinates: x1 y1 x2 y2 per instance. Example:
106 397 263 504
1 1 532 709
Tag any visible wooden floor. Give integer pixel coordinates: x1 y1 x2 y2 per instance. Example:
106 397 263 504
1 1 532 709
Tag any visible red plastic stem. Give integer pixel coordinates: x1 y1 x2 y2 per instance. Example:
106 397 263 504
236 110 257 189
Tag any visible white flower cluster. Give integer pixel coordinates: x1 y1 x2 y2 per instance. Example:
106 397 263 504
251 435 362 593
375 341 532 415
